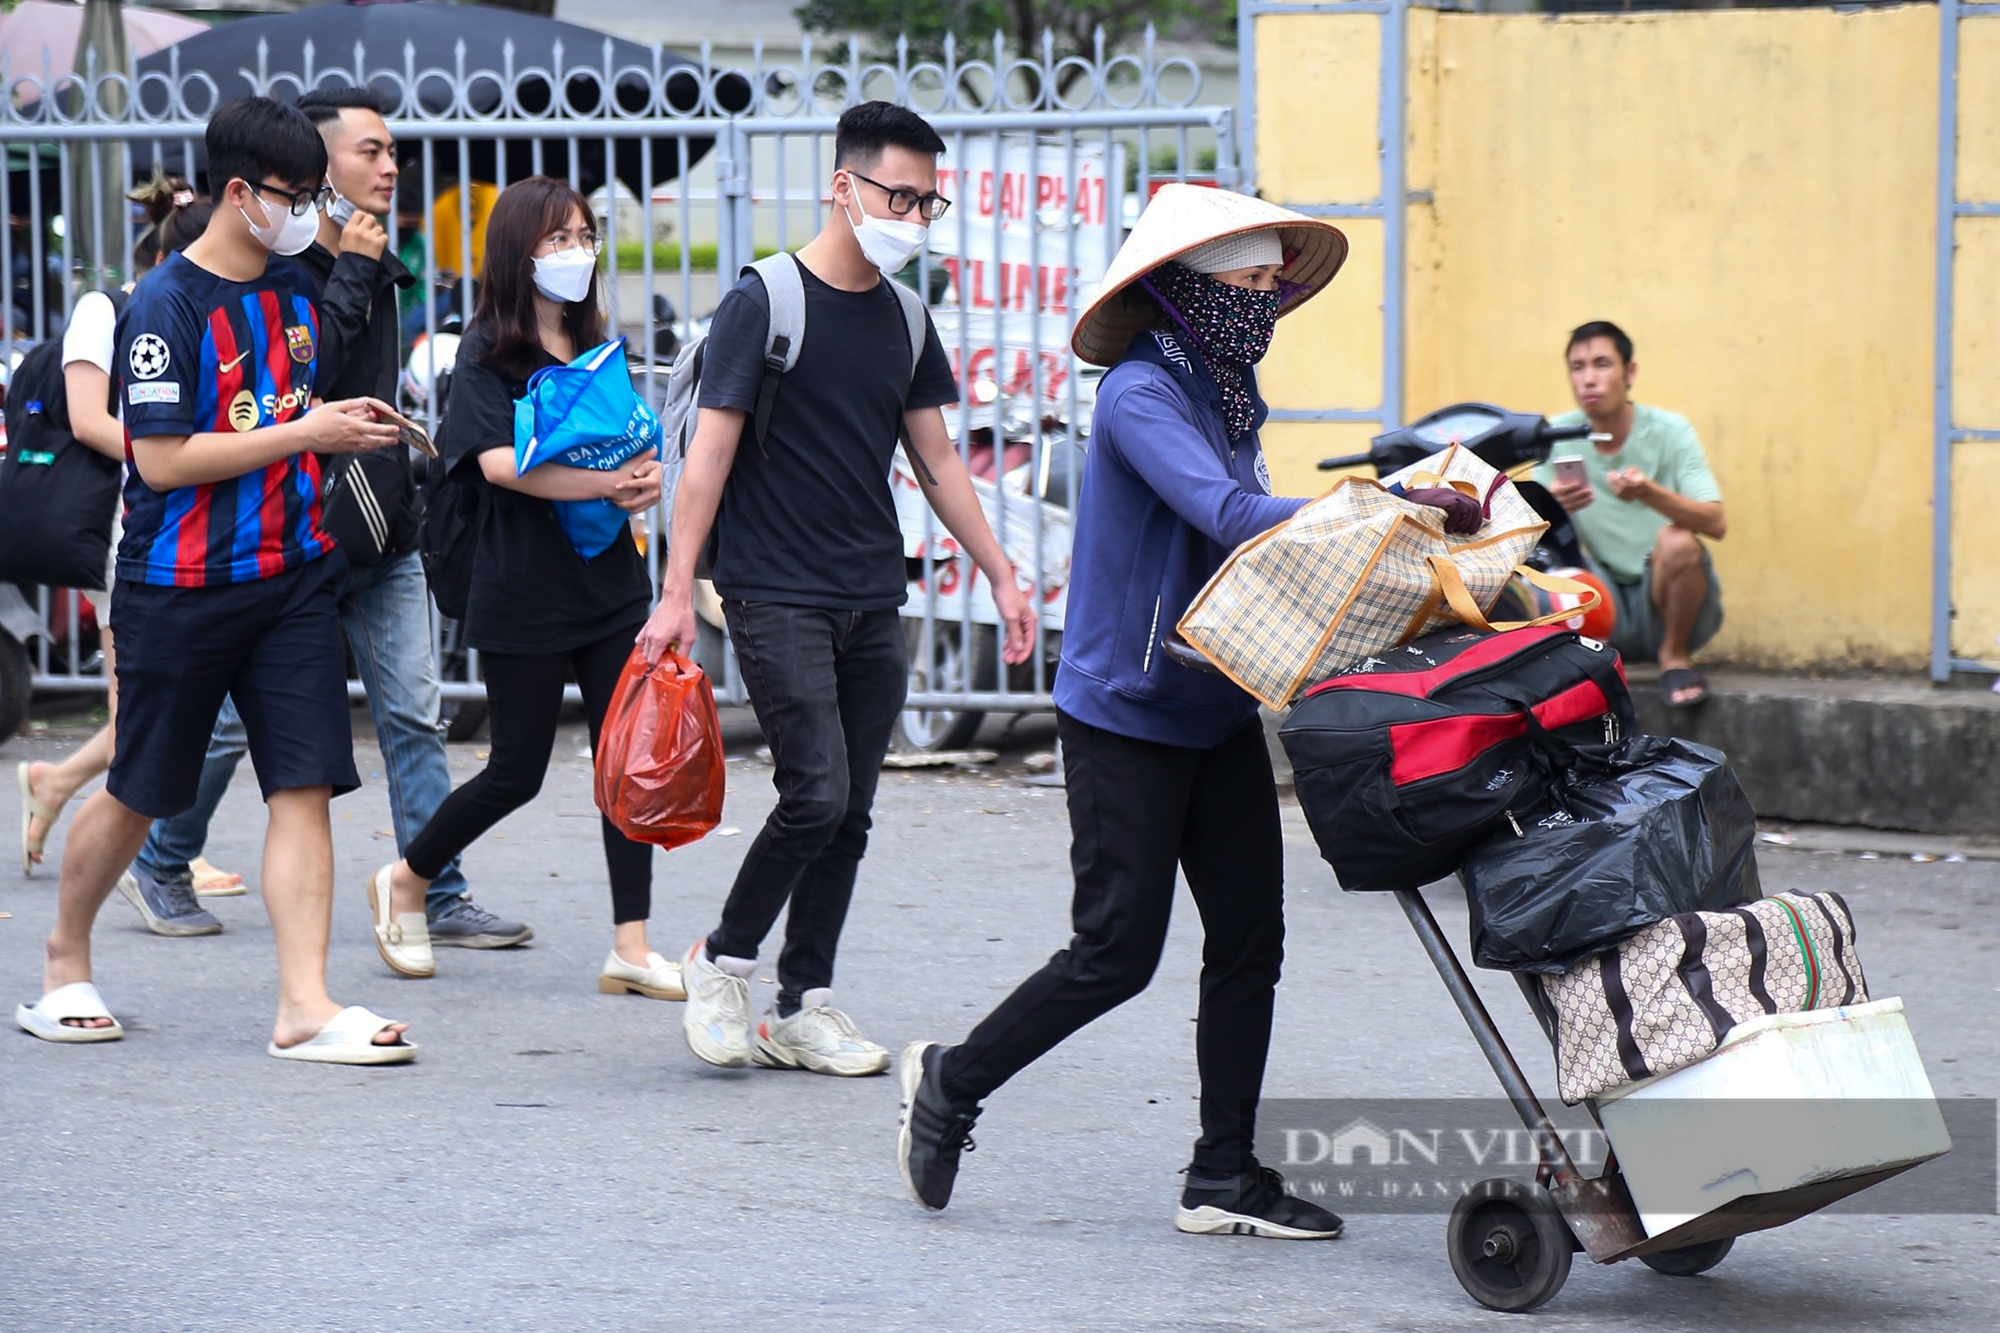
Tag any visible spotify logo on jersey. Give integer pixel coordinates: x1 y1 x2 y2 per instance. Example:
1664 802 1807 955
229 390 259 432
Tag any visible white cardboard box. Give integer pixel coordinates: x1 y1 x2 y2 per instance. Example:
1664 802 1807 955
1595 997 1952 1237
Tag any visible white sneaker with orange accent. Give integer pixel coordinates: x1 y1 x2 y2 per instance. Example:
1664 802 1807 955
752 992 890 1077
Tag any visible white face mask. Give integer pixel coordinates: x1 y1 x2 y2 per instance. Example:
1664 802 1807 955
532 247 597 304
326 183 359 227
239 189 320 256
842 176 929 273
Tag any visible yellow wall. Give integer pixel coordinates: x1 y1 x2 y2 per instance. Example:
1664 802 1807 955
1254 12 1388 496
1257 6 1972 670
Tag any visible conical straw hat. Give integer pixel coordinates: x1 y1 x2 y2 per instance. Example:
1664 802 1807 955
1070 184 1347 368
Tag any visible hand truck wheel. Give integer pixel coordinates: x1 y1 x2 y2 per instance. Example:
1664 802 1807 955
1639 1236 1734 1277
1446 1178 1574 1313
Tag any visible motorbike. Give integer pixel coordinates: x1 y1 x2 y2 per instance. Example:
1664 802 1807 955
1318 401 1592 571
893 410 1077 752
1162 401 1602 681
1317 401 1610 629
0 582 39 740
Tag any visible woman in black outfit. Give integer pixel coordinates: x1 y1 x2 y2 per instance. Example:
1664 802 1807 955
369 177 679 998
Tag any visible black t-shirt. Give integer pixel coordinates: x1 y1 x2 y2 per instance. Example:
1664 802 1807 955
438 322 652 654
698 259 958 610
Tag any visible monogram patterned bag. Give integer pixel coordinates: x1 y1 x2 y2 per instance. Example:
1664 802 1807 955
1541 891 1870 1104
1176 444 1588 709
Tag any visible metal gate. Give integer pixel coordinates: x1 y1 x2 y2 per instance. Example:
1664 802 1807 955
0 29 1232 748
1236 0 1408 439
1935 0 2000 681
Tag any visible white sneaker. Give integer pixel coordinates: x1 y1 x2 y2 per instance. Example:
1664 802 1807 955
680 940 752 1068
752 995 891 1077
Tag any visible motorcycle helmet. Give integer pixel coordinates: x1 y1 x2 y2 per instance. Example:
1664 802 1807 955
1511 565 1616 641
402 330 461 408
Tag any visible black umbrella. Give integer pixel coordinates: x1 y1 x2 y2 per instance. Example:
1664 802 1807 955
124 0 751 197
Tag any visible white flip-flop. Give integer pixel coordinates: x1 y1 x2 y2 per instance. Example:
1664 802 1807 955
15 980 124 1043
366 864 434 978
18 761 62 878
267 1006 417 1065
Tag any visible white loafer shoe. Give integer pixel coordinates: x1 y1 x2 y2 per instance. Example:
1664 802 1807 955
597 948 686 1000
366 864 434 978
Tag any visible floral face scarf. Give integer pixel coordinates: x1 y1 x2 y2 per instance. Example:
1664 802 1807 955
1138 260 1281 440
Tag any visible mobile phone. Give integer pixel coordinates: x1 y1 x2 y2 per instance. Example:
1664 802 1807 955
1550 455 1588 490
372 401 437 457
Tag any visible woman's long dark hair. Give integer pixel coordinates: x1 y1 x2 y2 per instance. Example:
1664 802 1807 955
472 176 605 377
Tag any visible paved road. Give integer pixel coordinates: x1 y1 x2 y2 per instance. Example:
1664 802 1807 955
1 711 1994 1331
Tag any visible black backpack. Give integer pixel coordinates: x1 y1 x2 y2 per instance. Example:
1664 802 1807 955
417 458 485 620
1279 625 1635 893
413 367 486 619
0 294 127 589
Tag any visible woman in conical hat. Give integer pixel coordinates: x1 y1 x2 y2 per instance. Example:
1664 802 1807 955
896 185 1350 1237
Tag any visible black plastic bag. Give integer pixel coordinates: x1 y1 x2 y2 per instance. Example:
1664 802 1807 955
1458 735 1761 973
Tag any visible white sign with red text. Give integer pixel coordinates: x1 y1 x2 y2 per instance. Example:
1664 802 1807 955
925 135 1123 426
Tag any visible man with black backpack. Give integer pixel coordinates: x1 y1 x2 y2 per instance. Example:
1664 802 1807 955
127 86 533 950
637 102 1034 1076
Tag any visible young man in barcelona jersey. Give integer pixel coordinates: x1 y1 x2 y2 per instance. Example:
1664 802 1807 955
12 97 417 1062
123 85 535 957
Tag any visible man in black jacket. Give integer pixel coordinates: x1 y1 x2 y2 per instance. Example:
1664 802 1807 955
131 86 532 950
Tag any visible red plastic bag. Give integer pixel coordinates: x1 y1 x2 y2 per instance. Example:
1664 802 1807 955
594 647 725 849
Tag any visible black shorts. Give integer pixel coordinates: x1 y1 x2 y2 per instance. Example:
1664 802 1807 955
108 551 360 819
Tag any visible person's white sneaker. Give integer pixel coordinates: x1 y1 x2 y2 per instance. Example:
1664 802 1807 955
680 940 752 1068
752 993 891 1077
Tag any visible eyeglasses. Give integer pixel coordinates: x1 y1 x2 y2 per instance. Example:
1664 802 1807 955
846 171 951 222
251 180 334 218
535 231 601 257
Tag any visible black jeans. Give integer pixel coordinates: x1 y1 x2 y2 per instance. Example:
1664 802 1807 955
938 709 1287 1178
404 623 654 923
706 601 907 1000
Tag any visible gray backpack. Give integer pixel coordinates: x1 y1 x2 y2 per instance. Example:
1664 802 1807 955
654 254 938 530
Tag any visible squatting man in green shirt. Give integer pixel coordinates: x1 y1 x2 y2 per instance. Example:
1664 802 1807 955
1533 320 1727 708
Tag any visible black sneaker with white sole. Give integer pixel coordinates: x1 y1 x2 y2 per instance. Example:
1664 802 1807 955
426 898 534 948
1176 1164 1345 1240
897 1041 983 1211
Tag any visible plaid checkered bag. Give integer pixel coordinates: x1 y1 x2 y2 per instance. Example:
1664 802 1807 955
1540 891 1869 1104
1176 444 1561 708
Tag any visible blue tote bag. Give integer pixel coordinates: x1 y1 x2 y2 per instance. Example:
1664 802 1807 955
513 338 663 559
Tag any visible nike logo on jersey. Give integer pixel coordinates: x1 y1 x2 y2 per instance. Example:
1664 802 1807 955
219 349 252 373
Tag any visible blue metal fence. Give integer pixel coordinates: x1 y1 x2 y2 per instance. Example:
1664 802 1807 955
1935 0 2000 681
0 29 1230 747
1236 0 1409 436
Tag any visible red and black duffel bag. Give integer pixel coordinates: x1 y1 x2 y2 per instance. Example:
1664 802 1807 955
1279 625 1634 892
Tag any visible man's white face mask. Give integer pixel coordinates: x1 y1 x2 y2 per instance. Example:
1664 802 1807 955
842 174 928 273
